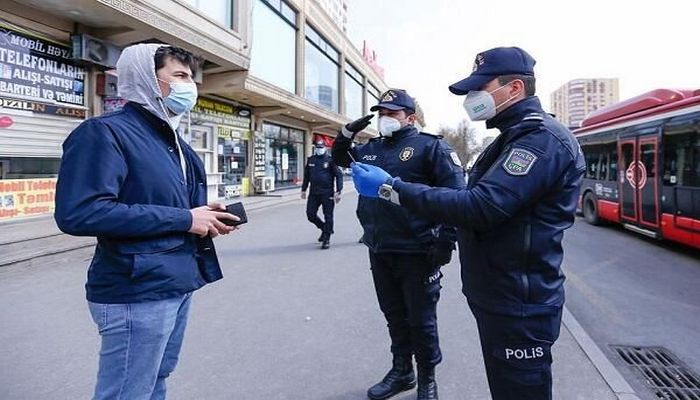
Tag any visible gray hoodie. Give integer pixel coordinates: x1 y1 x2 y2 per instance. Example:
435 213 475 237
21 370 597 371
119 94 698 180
115 43 188 181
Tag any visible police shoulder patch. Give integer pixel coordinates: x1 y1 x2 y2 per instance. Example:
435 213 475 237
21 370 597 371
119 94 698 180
502 148 537 176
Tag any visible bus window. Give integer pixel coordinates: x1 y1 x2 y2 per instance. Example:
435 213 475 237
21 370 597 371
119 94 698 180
663 131 699 187
585 148 599 179
609 146 618 182
600 152 609 180
641 143 656 179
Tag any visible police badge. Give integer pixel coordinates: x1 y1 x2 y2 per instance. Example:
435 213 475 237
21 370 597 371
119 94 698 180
399 147 414 162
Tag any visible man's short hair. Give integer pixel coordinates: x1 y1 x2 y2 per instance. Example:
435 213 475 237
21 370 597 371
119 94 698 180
154 46 200 76
497 74 536 96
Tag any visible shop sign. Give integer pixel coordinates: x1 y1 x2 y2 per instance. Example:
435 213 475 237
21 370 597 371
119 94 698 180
191 97 251 129
0 178 57 220
0 96 86 118
0 21 86 106
103 97 127 113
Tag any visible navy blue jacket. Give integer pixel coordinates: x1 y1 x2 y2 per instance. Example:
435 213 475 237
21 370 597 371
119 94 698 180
333 125 466 253
301 153 343 195
394 97 586 316
55 102 222 304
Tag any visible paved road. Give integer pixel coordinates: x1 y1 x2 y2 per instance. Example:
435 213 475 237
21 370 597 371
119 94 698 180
563 217 700 400
1 194 620 399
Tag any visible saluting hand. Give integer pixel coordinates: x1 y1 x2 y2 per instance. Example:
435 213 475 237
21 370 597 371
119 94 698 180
342 114 374 138
188 202 238 238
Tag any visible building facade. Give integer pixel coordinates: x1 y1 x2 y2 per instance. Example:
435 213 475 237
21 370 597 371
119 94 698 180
0 0 388 221
550 78 619 128
316 0 347 32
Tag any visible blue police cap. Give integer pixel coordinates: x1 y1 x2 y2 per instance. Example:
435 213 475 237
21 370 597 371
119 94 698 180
314 140 325 148
449 47 536 95
370 89 416 113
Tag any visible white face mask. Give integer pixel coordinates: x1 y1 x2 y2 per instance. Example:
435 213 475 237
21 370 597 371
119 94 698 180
314 147 327 156
462 83 519 121
378 116 402 137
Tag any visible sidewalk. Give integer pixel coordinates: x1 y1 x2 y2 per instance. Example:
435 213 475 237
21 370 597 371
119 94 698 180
0 183 323 268
0 180 641 399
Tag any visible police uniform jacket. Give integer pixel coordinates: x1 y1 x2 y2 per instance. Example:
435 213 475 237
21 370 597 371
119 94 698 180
301 153 343 195
333 125 466 254
55 102 222 304
393 97 586 316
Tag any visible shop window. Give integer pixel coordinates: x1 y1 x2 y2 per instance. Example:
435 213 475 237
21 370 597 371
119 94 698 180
262 122 305 188
0 157 60 179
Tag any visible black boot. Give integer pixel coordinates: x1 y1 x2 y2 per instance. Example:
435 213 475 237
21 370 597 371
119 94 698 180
320 232 330 249
318 233 324 242
416 366 438 400
367 355 416 400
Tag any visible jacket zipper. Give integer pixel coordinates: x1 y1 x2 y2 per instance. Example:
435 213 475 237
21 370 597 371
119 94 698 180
521 221 532 303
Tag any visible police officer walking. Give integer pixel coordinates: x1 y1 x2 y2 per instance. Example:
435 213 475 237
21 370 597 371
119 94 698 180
351 48 586 400
301 140 343 249
332 89 466 400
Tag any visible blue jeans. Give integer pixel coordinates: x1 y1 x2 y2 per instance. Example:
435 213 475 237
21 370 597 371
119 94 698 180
88 293 192 400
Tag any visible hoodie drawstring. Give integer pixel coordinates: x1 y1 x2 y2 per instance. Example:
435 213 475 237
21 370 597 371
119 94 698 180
158 98 188 185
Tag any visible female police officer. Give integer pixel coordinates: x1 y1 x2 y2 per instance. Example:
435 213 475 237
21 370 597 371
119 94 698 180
351 48 586 400
332 89 465 400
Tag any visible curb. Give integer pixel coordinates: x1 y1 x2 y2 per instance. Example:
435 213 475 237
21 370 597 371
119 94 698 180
562 306 641 400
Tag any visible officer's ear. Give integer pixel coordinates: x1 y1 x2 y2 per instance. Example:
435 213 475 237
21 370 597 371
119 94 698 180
406 112 417 125
508 79 525 98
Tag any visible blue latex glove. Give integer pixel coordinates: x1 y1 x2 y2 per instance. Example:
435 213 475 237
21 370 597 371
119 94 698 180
351 162 392 198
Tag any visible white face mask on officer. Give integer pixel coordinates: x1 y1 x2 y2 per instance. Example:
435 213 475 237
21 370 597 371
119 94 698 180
378 116 402 137
462 82 520 121
314 147 327 156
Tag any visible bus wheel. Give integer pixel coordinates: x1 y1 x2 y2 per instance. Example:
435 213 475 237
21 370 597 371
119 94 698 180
583 193 601 225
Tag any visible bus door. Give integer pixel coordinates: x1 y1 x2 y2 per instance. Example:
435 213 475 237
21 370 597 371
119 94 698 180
618 135 660 229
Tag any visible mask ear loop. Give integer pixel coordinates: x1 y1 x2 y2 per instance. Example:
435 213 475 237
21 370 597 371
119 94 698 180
491 81 523 111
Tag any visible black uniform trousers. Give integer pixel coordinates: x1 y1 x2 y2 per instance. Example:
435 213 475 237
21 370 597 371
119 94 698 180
306 192 335 235
369 251 443 368
468 301 563 400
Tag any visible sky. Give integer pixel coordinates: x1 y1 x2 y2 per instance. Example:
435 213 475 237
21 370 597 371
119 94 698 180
346 0 700 135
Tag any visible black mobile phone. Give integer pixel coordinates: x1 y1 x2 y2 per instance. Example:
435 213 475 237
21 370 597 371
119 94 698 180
223 202 248 226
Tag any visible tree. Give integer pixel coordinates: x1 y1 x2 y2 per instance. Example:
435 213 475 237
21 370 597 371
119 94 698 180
439 119 482 167
413 98 426 128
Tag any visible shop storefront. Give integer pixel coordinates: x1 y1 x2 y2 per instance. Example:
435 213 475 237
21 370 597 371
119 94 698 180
0 20 87 221
188 97 252 199
261 122 305 189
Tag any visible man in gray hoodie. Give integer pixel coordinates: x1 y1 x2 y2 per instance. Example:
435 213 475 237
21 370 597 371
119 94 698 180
55 43 237 400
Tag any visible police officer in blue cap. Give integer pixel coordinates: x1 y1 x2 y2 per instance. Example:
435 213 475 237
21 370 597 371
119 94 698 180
350 48 586 400
301 139 343 249
332 89 466 400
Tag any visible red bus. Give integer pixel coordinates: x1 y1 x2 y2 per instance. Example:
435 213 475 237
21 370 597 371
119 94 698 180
574 88 700 249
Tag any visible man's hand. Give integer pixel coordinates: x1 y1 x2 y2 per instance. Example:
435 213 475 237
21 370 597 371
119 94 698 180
301 191 307 200
428 241 456 267
342 114 374 138
351 162 392 198
188 202 238 238
334 191 341 204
